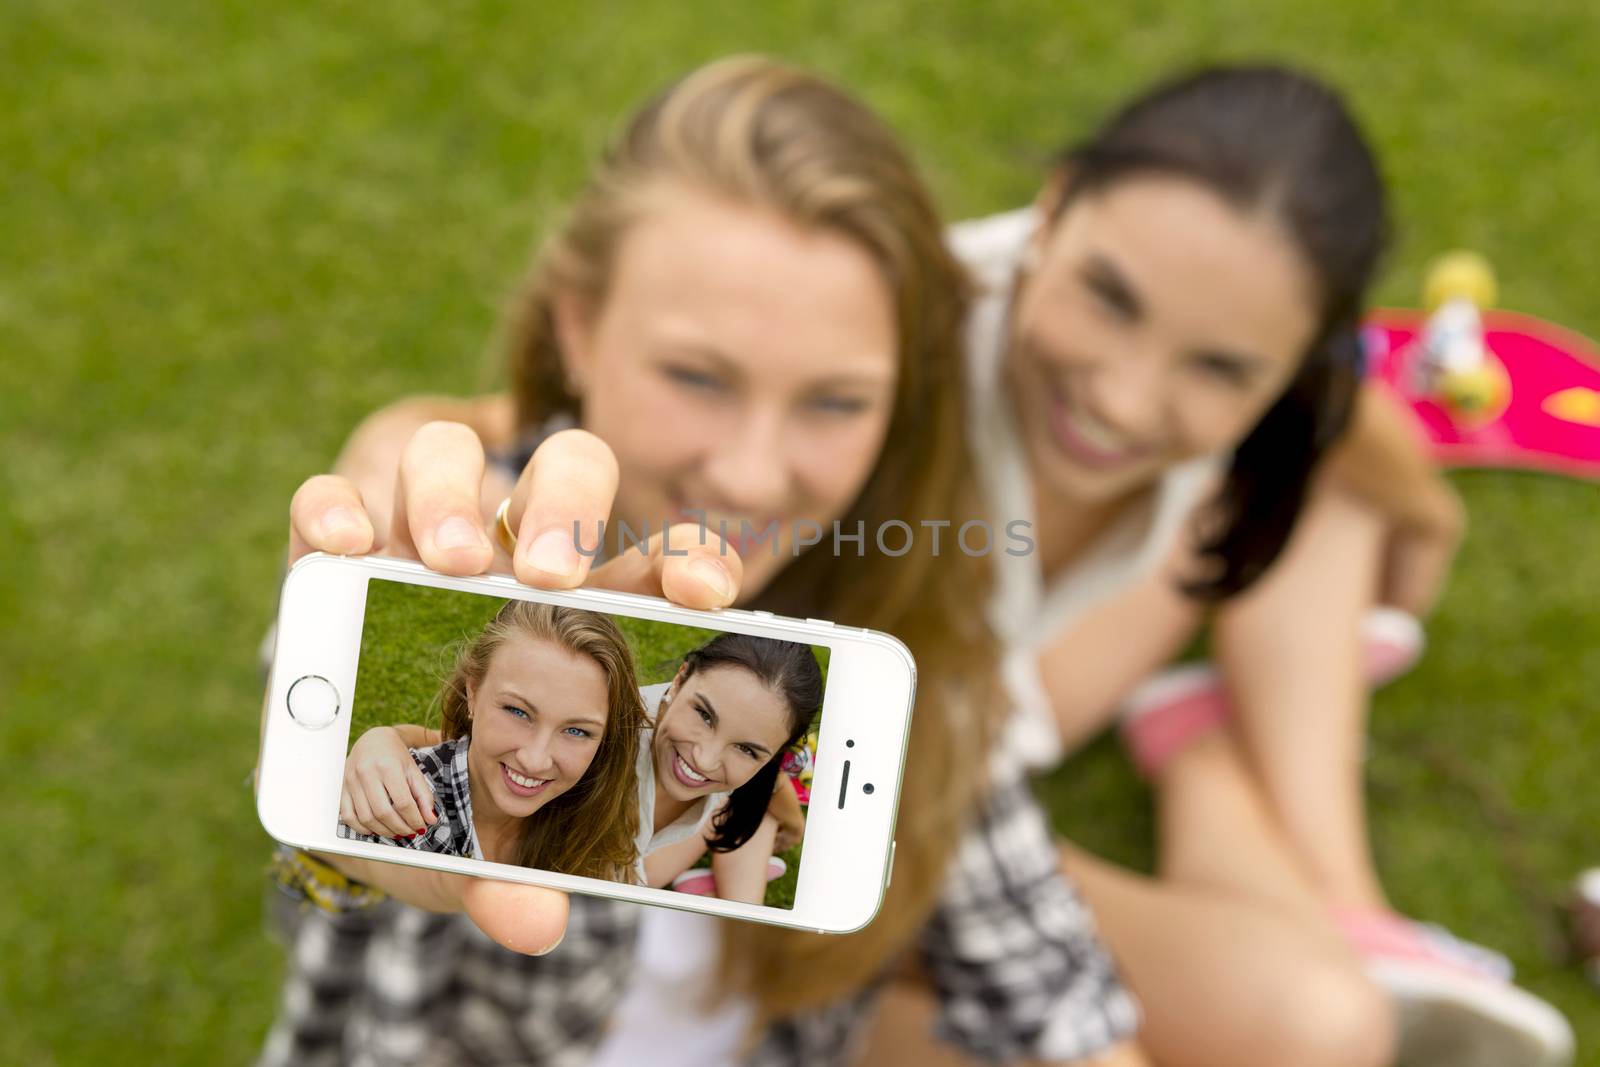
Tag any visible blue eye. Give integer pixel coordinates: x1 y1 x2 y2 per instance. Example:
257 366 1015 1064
806 395 869 416
502 705 529 721
665 365 726 392
562 726 594 740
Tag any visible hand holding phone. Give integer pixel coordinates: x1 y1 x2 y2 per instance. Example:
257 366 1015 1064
288 423 741 610
274 424 747 955
266 423 911 939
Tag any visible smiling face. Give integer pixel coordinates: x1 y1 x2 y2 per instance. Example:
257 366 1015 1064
1008 174 1320 506
651 663 795 803
555 185 899 600
464 633 612 822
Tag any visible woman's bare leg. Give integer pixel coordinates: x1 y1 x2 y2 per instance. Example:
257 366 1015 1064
854 983 1152 1067
709 814 779 904
1067 852 1393 1067
1064 728 1395 1067
1211 480 1389 912
1147 729 1330 931
855 729 1393 1067
1036 476 1395 912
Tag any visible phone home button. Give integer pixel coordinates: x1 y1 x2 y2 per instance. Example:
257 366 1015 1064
286 674 340 730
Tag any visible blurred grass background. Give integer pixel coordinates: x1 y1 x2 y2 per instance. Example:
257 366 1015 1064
3 0 1596 1062
349 580 721 733
346 580 808 907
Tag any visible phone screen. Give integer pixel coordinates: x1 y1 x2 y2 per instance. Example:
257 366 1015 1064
337 578 826 911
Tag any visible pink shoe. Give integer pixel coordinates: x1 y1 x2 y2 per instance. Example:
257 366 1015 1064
1119 663 1231 779
1120 606 1426 778
669 857 788 897
1336 907 1511 981
669 869 718 896
1361 605 1427 685
1336 908 1574 1067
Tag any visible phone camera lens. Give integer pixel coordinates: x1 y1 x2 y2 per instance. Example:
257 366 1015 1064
862 783 875 794
846 739 855 748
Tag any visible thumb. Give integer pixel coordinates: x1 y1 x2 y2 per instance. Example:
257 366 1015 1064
459 879 570 956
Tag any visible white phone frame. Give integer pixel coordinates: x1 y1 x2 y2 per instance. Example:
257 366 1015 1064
256 552 915 934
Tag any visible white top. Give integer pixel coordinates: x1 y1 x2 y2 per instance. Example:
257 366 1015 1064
633 682 731 885
950 207 1224 770
588 687 751 1067
586 910 751 1067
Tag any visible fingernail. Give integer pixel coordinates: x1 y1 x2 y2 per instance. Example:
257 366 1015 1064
532 929 566 956
323 507 361 537
526 527 580 578
690 558 734 600
436 516 486 551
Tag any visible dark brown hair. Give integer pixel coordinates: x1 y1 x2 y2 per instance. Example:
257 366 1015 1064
670 634 823 853
1053 64 1389 598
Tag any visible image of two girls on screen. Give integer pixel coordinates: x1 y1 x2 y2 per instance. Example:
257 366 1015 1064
336 599 821 908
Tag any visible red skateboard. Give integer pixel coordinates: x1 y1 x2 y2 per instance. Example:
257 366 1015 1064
1361 253 1600 481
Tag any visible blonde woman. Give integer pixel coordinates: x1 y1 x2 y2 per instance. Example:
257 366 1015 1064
336 600 645 883
264 57 1140 1067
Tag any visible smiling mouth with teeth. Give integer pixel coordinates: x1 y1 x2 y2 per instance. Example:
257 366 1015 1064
1045 378 1152 467
501 763 551 796
673 749 711 787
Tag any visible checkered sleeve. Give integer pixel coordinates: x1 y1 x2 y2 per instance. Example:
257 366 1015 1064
333 742 474 856
917 758 1140 1063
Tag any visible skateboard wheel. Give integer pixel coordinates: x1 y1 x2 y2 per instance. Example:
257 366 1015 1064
1441 361 1510 425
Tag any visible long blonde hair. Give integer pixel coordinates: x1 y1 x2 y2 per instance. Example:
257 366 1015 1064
502 56 1003 1023
440 600 645 882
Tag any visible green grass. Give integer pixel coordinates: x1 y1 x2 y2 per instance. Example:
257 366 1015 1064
3 1 1598 1063
350 581 509 733
348 579 723 734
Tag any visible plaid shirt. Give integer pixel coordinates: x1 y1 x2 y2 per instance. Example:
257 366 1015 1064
336 739 480 858
259 888 639 1067
912 757 1139 1062
260 751 1135 1066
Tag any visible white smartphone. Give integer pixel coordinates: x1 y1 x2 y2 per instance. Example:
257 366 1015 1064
256 553 914 934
